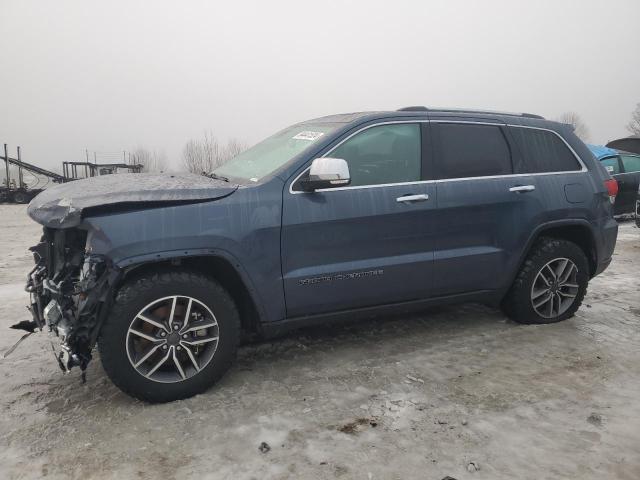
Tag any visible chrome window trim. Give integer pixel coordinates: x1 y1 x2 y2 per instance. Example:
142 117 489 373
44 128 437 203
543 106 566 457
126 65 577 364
288 120 588 195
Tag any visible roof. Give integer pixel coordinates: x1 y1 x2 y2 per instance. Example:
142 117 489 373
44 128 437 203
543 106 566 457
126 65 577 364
397 106 544 119
606 136 640 155
304 107 549 128
587 144 618 159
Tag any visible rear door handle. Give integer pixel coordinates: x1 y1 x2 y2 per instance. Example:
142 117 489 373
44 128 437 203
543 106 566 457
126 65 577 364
509 185 535 193
396 194 429 203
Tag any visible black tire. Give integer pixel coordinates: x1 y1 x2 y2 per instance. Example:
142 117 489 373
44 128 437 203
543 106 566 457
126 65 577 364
13 191 28 204
98 269 240 402
502 237 589 324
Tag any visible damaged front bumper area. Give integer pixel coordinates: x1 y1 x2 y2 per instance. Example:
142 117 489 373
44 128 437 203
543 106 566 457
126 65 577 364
23 227 120 374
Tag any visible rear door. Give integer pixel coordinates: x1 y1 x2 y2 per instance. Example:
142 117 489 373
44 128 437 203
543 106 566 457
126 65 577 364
617 154 640 214
281 122 438 317
430 120 542 296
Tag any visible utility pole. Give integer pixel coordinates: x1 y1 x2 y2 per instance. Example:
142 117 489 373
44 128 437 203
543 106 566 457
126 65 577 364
17 146 24 188
3 144 9 189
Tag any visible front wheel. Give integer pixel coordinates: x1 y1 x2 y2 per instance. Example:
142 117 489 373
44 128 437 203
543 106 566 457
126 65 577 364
13 191 29 204
502 238 589 324
99 270 240 402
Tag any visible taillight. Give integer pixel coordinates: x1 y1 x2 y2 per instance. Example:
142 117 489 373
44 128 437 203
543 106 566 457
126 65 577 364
604 179 618 203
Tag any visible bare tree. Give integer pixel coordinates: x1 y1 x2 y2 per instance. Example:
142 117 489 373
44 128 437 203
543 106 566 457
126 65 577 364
222 138 247 162
182 132 247 174
131 147 167 172
182 131 219 174
627 103 640 136
556 112 590 141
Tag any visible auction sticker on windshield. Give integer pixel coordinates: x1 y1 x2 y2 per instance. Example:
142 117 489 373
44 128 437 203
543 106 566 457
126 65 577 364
293 131 324 141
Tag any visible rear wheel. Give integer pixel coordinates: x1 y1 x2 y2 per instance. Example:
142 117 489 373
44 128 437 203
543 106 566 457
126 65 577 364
502 238 589 324
99 270 240 402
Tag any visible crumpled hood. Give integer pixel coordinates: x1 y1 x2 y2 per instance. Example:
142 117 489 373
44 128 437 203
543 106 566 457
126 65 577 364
28 172 238 228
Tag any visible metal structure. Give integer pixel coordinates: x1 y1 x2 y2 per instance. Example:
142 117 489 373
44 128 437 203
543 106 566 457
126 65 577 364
2 143 144 203
62 161 142 180
2 143 66 203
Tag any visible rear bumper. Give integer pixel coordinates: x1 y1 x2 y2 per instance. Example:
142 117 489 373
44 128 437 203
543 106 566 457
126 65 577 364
593 217 618 277
593 257 612 277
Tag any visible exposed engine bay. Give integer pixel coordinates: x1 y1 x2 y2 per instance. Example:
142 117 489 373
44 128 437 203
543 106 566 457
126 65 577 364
22 227 120 377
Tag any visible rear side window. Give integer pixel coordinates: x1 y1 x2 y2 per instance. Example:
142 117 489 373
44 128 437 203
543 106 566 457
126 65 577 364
509 127 582 173
434 123 512 179
600 156 621 175
620 155 640 173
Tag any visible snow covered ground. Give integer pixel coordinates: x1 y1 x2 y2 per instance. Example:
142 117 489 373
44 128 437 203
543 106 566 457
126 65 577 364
1 204 639 479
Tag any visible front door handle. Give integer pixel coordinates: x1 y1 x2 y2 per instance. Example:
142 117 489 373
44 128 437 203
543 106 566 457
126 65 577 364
509 185 536 193
396 194 429 203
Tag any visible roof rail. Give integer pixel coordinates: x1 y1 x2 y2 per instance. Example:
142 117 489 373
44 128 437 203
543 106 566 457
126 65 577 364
396 106 544 119
397 106 428 112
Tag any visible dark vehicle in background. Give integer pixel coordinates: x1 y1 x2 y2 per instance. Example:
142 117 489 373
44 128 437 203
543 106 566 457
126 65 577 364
589 144 640 216
21 107 618 402
0 186 43 204
607 135 640 155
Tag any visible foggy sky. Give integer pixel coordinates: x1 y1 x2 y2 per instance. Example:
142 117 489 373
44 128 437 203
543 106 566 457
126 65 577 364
1 0 639 174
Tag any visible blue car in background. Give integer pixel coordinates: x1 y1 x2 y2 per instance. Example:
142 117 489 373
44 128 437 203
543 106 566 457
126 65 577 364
588 144 640 216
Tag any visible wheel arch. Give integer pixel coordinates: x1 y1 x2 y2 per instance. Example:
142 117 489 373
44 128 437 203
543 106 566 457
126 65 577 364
118 252 265 338
517 220 597 280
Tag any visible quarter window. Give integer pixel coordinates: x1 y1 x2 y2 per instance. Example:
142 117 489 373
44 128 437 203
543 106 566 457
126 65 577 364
434 123 512 179
600 156 621 175
620 155 640 173
328 124 421 187
509 127 582 173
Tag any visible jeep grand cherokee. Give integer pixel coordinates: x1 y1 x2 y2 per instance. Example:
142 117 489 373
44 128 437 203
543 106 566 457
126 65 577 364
21 107 618 402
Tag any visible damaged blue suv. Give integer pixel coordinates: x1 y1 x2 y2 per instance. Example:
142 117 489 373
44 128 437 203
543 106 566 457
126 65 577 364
23 107 619 402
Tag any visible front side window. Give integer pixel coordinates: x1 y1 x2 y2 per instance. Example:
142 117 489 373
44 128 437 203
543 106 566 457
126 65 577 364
213 122 341 182
600 156 621 175
620 155 640 173
328 123 421 187
434 123 512 179
510 127 582 173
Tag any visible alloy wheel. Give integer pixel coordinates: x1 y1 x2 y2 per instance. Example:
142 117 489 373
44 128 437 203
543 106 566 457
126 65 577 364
126 295 219 383
530 257 580 319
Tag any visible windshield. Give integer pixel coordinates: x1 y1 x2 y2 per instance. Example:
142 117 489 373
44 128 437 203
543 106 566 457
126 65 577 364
213 123 341 182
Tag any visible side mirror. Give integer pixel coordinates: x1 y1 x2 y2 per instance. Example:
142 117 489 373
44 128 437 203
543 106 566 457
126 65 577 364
300 158 351 192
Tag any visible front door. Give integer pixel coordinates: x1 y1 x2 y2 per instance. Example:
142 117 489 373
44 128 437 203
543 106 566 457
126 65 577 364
281 122 437 317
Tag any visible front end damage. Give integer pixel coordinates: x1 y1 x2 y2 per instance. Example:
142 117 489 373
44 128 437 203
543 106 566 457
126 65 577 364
23 227 120 376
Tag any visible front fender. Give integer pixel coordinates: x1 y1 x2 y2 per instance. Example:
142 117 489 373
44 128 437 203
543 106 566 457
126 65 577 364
117 248 269 326
82 190 285 324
